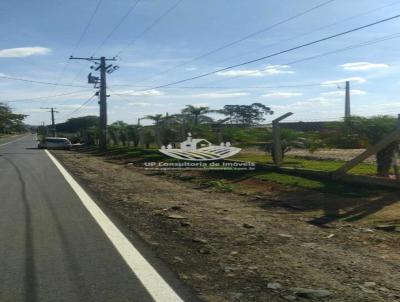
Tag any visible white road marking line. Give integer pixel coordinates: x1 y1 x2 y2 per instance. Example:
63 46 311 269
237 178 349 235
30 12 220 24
0 135 31 148
45 150 184 302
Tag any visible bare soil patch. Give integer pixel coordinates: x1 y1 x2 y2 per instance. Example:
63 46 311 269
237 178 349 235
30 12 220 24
53 150 400 302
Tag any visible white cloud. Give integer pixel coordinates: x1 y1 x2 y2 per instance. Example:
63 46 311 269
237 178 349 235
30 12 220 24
261 91 302 98
263 64 295 75
116 89 164 97
128 102 150 107
127 102 165 107
189 92 249 99
305 97 334 105
321 89 367 97
340 62 389 71
121 58 187 68
272 98 334 110
321 77 367 86
216 64 294 77
0 47 51 58
216 69 264 77
17 108 44 113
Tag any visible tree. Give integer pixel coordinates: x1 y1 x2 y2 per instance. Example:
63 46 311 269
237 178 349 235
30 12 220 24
342 116 397 177
126 125 141 147
56 116 99 133
108 121 129 145
301 116 399 177
0 103 26 133
217 103 273 125
143 114 164 125
181 105 212 126
142 114 165 147
142 127 155 148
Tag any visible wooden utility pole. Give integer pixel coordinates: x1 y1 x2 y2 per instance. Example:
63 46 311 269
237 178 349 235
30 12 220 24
272 112 293 167
70 56 118 151
41 107 58 137
393 114 400 180
345 81 351 118
99 57 108 151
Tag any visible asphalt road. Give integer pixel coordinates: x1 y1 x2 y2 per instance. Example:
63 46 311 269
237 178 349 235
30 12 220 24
0 135 192 302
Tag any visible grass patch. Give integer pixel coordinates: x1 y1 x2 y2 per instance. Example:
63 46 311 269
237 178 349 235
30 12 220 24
207 179 236 192
255 171 384 197
78 145 389 197
231 153 377 175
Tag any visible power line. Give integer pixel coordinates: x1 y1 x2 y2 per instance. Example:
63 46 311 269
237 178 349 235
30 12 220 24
130 13 400 92
115 0 184 58
69 0 141 84
92 0 142 56
61 93 97 120
135 0 337 84
52 0 104 93
71 0 104 57
108 83 337 97
110 82 328 89
200 31 400 86
109 31 400 95
12 0 105 93
205 0 400 70
2 90 93 103
0 75 90 88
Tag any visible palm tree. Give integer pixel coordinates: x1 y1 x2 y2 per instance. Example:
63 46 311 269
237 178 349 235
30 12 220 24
181 105 211 126
108 121 129 145
142 114 165 147
169 113 190 140
143 114 164 126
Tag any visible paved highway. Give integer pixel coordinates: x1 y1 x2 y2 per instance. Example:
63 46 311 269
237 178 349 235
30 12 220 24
0 135 193 302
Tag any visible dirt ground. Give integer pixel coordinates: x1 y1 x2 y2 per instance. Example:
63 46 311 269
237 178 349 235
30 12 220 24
53 150 400 302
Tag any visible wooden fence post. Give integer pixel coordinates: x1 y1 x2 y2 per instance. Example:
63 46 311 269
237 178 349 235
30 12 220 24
272 112 293 167
332 129 400 179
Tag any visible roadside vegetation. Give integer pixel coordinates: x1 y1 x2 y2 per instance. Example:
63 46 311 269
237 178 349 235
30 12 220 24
0 102 26 136
50 104 400 184
39 99 400 196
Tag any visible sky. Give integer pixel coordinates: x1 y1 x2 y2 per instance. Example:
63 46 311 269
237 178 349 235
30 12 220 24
1 0 400 125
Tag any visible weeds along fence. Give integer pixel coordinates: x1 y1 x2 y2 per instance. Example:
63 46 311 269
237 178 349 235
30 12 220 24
62 117 400 187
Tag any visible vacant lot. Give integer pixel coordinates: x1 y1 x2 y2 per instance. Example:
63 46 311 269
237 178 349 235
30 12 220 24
53 149 400 302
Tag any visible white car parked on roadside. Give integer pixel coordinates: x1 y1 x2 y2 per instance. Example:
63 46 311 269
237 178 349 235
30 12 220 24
38 137 72 150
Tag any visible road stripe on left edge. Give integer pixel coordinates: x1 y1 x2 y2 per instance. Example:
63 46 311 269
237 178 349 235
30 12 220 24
0 135 30 148
45 150 185 302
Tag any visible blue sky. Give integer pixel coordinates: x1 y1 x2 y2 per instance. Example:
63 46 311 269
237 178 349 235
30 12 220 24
1 0 400 125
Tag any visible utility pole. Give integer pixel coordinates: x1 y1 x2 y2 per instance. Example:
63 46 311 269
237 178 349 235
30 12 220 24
345 81 351 118
41 107 58 137
99 57 108 151
70 56 118 151
393 114 400 180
